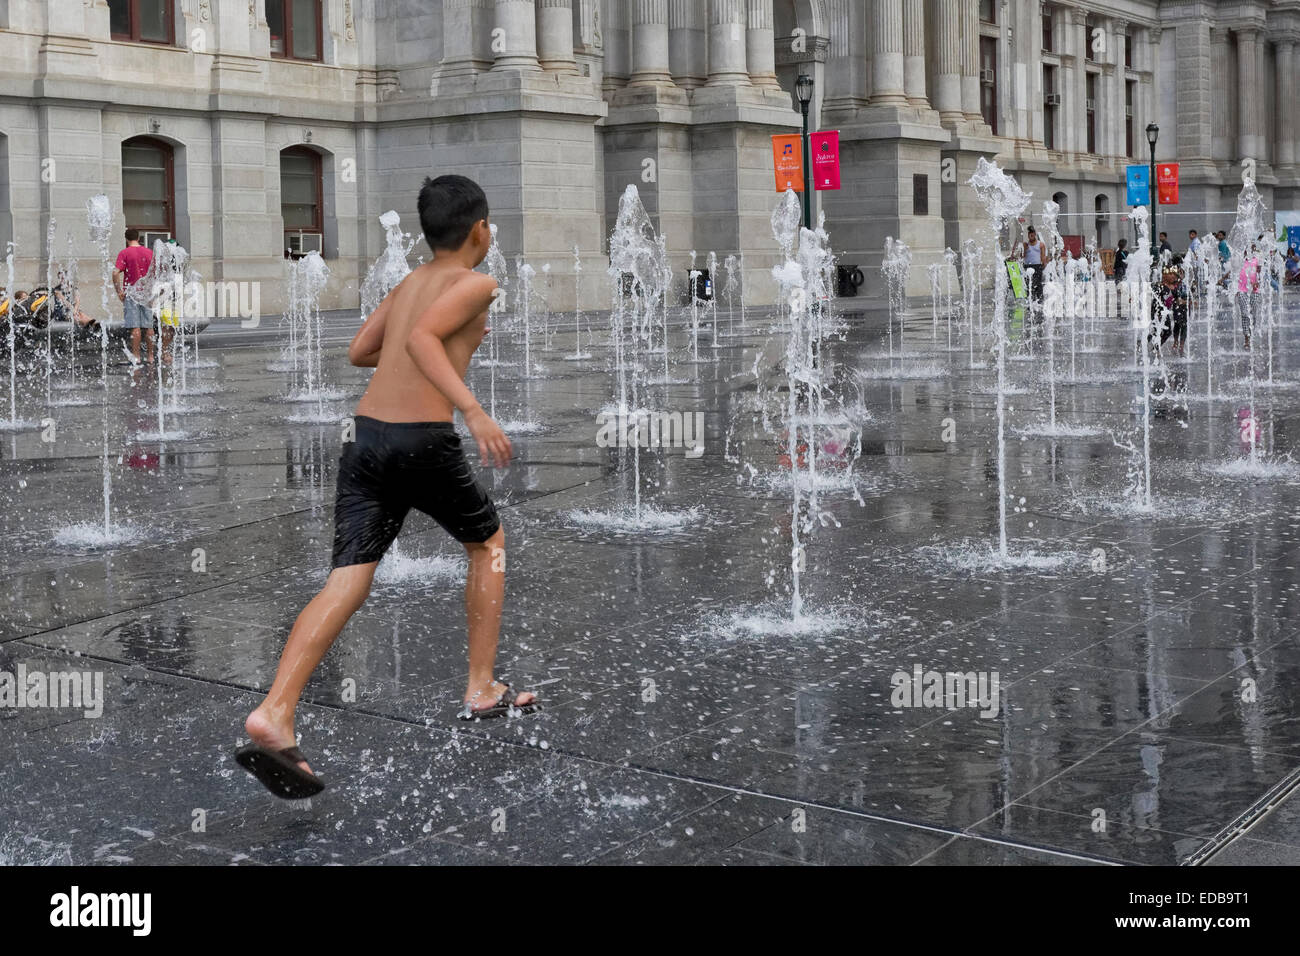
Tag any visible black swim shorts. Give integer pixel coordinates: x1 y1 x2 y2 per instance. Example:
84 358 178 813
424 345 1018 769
331 416 500 568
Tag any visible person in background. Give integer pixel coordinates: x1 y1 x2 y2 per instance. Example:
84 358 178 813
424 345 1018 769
1217 230 1231 286
1237 241 1262 349
1186 230 1202 298
113 228 154 364
1285 247 1300 287
1113 238 1129 283
1019 226 1047 306
1151 264 1189 357
1159 232 1172 258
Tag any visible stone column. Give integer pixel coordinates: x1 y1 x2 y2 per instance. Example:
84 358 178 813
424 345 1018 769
628 0 673 86
603 0 631 92
1210 26 1231 162
1236 27 1257 159
441 0 490 75
1277 39 1296 169
492 0 541 70
959 0 980 120
1114 20 1129 157
1057 6 1077 153
932 0 963 125
822 0 867 113
1289 44 1300 171
1174 18 1211 164
902 0 927 106
536 0 577 72
668 0 706 89
706 0 749 85
870 0 906 106
745 0 779 90
1255 31 1268 164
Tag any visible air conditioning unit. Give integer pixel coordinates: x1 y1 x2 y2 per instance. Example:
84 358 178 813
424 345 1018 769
980 68 996 86
286 232 323 256
1044 93 1062 106
1125 104 1133 117
141 231 171 249
1086 98 1096 111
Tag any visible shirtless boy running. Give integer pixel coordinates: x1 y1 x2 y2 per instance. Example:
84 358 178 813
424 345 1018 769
238 175 536 799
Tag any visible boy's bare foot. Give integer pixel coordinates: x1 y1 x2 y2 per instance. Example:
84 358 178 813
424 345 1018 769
461 678 536 713
244 706 312 775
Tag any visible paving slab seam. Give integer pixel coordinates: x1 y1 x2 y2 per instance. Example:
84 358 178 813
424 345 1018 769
1185 765 1300 866
955 678 1300 863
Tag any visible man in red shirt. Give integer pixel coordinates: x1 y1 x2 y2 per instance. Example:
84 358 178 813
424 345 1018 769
114 228 154 364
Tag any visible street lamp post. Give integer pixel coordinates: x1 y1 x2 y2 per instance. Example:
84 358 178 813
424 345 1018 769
1146 123 1159 273
796 73 814 230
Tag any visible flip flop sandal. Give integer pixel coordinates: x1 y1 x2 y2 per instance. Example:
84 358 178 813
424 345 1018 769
457 680 539 721
235 743 325 799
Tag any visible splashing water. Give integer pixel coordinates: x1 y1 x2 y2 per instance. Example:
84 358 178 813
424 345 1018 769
565 244 591 361
881 236 911 360
360 210 415 318
284 251 336 418
968 158 1030 558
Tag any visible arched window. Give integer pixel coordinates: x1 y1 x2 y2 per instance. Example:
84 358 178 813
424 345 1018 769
122 137 174 245
1095 195 1110 248
281 146 323 257
268 0 322 61
108 0 174 45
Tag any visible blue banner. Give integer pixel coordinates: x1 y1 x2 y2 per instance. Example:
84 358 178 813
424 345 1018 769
1288 226 1300 253
1126 166 1150 206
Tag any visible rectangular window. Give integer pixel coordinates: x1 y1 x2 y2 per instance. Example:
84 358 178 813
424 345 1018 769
281 148 323 256
1086 73 1097 154
980 36 998 134
1043 66 1057 151
108 0 174 45
1042 7 1054 52
913 175 929 217
1124 31 1133 69
1125 80 1136 157
979 0 996 25
268 0 322 61
1085 18 1098 63
122 140 174 235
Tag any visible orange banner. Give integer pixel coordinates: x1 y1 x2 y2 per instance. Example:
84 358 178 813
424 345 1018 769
1157 162 1179 205
772 134 804 192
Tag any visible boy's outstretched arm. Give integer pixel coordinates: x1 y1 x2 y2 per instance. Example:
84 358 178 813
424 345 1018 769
406 272 512 468
347 288 393 367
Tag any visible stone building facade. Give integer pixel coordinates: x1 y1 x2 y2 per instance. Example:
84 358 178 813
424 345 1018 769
0 0 1296 310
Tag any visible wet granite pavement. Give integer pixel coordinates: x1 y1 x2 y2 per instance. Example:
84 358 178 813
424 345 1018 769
3 296 1300 866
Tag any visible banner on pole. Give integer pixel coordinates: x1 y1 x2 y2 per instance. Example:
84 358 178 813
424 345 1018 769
771 134 804 192
1157 163 1180 205
1125 165 1149 206
809 130 841 190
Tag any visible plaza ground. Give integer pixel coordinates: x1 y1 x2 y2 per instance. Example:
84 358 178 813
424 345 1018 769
2 297 1299 865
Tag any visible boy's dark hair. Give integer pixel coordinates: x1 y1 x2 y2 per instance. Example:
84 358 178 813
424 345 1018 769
1117 238 1128 248
125 228 140 242
417 175 489 251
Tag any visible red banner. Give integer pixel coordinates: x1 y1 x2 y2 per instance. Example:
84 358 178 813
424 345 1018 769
1157 163 1180 205
810 130 841 191
771 134 804 192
